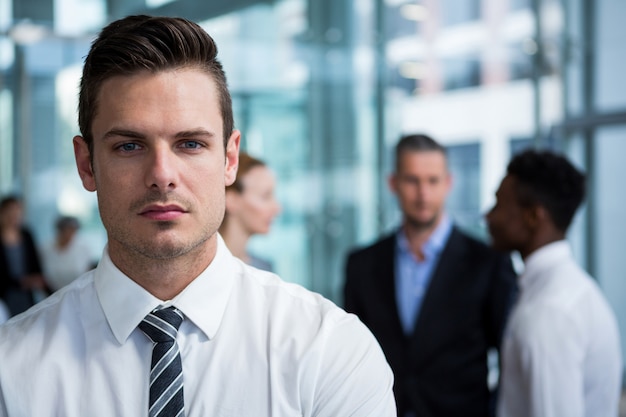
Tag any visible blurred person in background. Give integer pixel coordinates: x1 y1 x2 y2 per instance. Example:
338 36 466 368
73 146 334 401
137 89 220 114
344 133 517 417
219 152 281 271
41 215 93 291
486 149 622 417
0 195 48 317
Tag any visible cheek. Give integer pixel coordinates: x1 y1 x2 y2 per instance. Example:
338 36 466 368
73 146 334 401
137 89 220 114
248 199 272 218
488 209 510 233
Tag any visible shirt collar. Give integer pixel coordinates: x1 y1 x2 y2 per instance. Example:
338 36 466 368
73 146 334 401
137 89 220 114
96 234 235 344
519 240 571 290
396 213 453 257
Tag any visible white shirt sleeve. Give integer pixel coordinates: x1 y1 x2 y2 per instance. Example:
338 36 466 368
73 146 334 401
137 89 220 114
304 313 397 417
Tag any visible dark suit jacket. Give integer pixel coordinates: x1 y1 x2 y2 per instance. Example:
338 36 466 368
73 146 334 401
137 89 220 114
344 226 517 417
0 227 44 314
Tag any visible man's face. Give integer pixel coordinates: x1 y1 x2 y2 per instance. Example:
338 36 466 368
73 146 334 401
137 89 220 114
74 68 239 263
389 150 451 230
486 175 532 253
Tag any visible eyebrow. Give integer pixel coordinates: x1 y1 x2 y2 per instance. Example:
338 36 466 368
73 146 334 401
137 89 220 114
101 128 217 141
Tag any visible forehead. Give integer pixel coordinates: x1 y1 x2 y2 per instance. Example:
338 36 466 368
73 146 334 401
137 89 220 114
93 68 222 135
97 67 218 101
496 175 519 198
397 150 447 174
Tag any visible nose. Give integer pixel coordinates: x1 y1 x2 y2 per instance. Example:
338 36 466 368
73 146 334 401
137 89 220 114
145 144 178 191
413 181 428 199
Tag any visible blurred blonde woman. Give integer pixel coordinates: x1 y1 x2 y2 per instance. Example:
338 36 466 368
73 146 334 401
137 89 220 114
219 153 281 271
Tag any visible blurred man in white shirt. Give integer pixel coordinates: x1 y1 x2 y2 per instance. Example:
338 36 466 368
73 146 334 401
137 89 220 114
486 149 622 417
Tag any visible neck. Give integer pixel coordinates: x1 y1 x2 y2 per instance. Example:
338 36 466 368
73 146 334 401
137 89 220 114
402 218 441 260
108 237 217 301
219 221 252 263
521 232 566 260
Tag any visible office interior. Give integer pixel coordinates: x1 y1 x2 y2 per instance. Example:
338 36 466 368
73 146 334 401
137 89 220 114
1 0 625 384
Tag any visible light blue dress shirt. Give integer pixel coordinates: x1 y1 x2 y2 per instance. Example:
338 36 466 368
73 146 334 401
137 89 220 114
395 215 453 335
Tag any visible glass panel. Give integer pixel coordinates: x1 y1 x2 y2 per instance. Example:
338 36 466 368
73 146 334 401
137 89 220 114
384 1 421 39
446 143 482 237
593 125 626 368
441 0 481 26
441 55 481 90
563 0 585 117
510 0 531 11
234 91 310 288
595 0 626 111
510 137 533 154
508 42 534 81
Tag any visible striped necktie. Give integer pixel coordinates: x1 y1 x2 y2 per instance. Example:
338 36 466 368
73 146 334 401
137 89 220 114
139 306 185 417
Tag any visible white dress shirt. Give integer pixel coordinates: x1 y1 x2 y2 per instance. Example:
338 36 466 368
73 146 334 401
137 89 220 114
0 235 396 417
497 240 622 417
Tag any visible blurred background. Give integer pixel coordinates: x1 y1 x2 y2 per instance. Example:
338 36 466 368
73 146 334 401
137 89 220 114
0 0 625 380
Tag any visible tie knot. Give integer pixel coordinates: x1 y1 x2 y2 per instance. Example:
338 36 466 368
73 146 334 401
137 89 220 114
138 306 184 343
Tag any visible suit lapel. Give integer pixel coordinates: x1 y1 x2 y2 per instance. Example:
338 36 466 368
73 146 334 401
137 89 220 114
378 235 407 340
409 228 465 360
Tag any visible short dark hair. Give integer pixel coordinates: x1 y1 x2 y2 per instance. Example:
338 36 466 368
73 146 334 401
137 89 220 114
78 15 234 156
507 149 586 233
395 134 447 171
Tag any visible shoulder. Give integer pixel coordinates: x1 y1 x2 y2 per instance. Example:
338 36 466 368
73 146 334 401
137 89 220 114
0 273 94 352
19 227 39 248
449 226 488 250
235 267 396 414
347 233 395 262
240 264 342 319
234 263 375 342
449 226 511 261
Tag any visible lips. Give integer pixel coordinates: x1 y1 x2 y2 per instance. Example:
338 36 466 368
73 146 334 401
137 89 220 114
139 204 186 221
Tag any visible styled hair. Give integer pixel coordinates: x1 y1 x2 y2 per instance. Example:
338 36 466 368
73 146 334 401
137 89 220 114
78 15 234 156
507 149 586 233
227 152 266 193
395 133 447 171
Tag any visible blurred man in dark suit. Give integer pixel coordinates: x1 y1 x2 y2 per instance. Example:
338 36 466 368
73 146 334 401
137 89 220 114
344 133 517 417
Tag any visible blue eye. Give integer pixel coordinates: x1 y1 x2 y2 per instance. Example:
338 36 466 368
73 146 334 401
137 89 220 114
181 141 201 149
120 143 140 151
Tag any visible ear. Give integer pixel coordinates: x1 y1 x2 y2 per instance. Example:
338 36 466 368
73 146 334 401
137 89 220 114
73 135 96 192
523 204 545 230
224 130 241 187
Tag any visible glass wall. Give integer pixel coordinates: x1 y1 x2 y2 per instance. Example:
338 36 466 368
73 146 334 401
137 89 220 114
1 1 625 372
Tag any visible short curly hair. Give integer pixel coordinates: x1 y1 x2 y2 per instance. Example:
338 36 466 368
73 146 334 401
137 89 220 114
507 149 586 232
